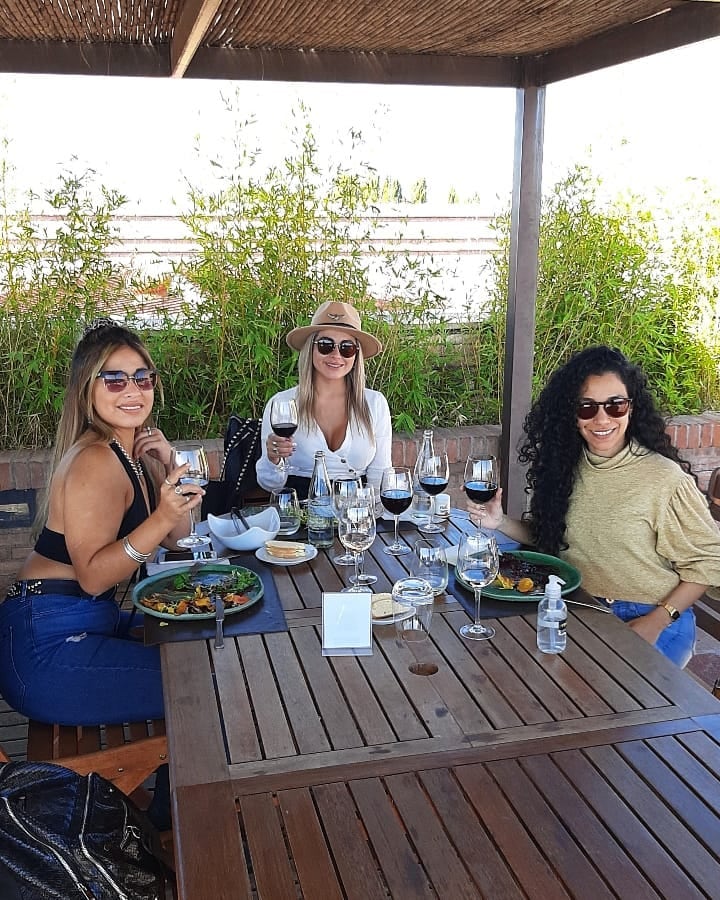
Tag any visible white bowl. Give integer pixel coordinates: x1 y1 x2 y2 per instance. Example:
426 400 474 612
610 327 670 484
207 508 281 552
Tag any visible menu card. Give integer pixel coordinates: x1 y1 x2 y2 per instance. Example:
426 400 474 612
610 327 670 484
321 592 373 656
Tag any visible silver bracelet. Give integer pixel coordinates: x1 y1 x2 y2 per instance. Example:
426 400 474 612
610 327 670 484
122 536 151 565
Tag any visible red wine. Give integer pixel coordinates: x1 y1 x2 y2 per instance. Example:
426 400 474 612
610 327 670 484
419 475 448 496
380 489 412 516
272 422 297 439
464 480 497 503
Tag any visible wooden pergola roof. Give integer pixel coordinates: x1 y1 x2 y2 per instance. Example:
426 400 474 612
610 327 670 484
0 1 718 85
2 1 718 513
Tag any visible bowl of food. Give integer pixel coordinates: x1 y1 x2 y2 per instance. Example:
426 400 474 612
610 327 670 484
207 507 280 552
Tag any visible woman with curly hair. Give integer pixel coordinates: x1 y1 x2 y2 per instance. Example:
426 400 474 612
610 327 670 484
469 345 720 667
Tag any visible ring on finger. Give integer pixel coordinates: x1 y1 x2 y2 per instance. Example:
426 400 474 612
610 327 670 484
164 478 174 487
175 485 183 495
146 426 152 435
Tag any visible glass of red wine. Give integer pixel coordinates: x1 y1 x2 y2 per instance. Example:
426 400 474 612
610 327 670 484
270 397 298 473
380 467 413 556
417 451 449 534
463 455 498 527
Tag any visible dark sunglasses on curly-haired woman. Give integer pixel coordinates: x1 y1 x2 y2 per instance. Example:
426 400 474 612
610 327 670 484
575 397 631 420
96 369 157 392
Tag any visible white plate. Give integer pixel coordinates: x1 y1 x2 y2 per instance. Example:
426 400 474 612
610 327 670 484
255 544 318 567
371 608 414 626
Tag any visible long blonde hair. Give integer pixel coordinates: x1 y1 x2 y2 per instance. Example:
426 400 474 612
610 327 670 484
36 320 163 530
295 333 373 438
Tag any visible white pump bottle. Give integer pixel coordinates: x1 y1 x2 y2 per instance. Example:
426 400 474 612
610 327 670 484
536 574 567 654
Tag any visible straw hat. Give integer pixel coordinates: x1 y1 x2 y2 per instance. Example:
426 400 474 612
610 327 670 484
286 301 382 359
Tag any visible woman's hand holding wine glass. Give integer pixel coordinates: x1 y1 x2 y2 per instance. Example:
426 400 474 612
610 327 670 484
173 442 211 549
269 398 298 473
463 455 502 528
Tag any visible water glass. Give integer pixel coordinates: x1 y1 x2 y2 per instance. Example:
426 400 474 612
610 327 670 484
411 489 433 528
411 540 448 596
392 577 437 675
271 488 301 536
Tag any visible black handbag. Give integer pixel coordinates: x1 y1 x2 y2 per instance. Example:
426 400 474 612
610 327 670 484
0 760 168 899
201 415 263 518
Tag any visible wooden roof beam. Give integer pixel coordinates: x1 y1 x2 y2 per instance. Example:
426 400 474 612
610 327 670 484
171 0 224 78
536 2 720 85
185 46 523 87
0 40 169 77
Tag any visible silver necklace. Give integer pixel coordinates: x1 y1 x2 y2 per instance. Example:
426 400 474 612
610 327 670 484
112 439 144 482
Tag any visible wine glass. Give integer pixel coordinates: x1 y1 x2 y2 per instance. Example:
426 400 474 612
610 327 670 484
411 540 448 596
332 476 361 565
350 486 378 586
270 488 301 536
337 500 376 592
456 530 499 640
416 451 449 534
270 398 298 473
463 455 499 527
392 577 437 676
173 442 211 549
380 467 412 556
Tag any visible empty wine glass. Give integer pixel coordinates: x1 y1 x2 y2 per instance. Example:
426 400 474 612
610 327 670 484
416 451 449 534
270 397 298 473
332 476 361 565
411 540 448 596
337 500 376 593
380 467 412 556
463 455 498 528
456 530 499 640
174 442 211 549
392 577 437 675
271 488 301 536
350 485 378 585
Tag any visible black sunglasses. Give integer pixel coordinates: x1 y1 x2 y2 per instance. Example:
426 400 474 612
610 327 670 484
313 337 359 359
576 397 631 420
96 368 157 393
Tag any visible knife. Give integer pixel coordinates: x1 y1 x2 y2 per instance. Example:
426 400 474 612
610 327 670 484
214 594 225 649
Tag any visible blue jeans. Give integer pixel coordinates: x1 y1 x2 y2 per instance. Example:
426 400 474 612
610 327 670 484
0 585 163 725
609 600 696 668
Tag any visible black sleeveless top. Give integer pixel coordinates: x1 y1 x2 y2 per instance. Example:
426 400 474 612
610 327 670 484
34 443 157 565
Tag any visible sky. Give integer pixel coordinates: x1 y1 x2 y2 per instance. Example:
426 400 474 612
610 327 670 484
0 34 717 215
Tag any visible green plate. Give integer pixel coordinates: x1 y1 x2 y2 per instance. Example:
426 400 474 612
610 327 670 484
132 564 263 620
456 550 581 601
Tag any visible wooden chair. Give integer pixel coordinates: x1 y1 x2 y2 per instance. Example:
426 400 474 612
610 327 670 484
25 718 167 805
708 466 720 523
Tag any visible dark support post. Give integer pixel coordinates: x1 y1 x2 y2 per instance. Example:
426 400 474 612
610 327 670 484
500 83 545 518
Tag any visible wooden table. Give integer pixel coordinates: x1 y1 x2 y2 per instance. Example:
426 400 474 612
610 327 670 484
160 516 720 899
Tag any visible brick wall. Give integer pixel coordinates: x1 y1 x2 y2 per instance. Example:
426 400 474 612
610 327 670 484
1 415 719 596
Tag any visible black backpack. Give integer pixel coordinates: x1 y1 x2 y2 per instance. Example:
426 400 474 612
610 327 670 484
0 761 168 899
202 415 263 518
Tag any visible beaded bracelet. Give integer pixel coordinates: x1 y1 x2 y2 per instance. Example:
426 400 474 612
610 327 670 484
122 536 151 565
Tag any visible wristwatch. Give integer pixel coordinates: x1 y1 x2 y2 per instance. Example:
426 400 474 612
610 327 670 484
657 600 680 622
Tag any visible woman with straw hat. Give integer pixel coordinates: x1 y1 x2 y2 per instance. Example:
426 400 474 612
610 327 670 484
256 301 392 500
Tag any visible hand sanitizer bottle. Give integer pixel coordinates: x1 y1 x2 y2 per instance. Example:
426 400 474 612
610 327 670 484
536 574 567 654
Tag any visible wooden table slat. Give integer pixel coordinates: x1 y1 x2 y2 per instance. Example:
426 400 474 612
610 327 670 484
312 782 393 900
554 747 707 899
239 792 299 900
487 757 617 900
517 754 662 900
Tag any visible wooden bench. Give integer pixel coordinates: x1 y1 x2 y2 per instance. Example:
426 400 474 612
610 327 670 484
25 718 168 802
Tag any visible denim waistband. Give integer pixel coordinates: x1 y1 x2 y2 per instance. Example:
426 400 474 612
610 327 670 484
5 579 114 601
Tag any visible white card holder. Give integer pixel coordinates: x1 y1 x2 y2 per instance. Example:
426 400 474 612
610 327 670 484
321 592 373 656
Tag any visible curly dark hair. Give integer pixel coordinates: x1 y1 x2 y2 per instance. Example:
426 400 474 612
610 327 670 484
518 345 692 556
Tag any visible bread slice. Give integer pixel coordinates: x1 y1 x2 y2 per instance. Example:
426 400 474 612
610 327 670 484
371 593 411 619
265 540 307 559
